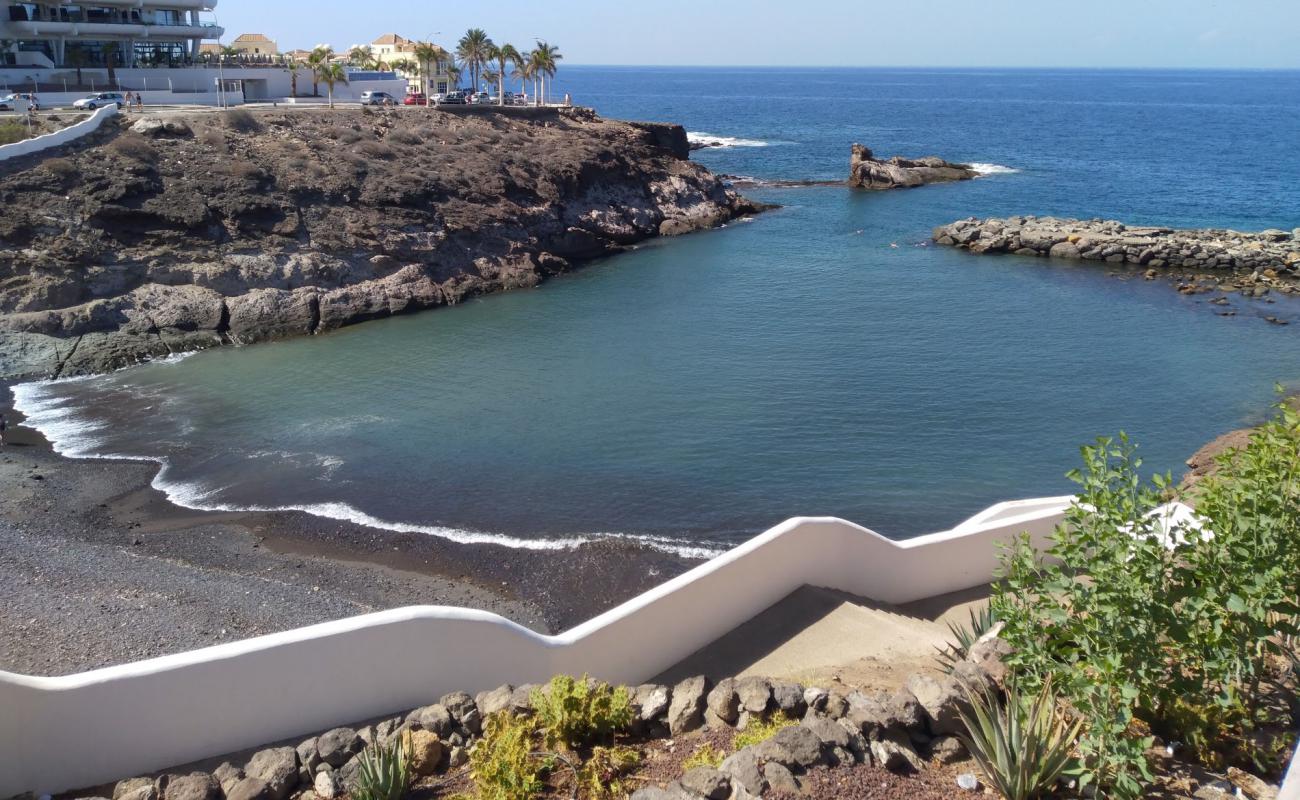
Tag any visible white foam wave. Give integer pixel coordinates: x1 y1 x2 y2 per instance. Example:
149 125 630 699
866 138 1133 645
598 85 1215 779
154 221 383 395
969 162 1019 176
10 380 725 561
687 132 770 149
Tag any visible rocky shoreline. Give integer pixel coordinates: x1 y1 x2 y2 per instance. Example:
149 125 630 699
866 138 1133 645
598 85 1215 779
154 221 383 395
0 106 766 381
933 217 1300 314
847 144 978 190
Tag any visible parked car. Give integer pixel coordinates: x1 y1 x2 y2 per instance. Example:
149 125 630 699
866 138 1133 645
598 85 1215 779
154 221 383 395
403 93 426 106
438 91 467 105
72 92 124 110
428 93 447 105
359 91 397 106
471 92 490 105
2 92 41 111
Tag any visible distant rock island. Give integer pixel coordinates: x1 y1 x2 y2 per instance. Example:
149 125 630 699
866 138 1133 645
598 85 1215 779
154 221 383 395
848 144 979 189
0 107 766 380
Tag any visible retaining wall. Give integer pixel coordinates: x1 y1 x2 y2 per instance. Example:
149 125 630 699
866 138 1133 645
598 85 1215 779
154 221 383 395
0 103 116 163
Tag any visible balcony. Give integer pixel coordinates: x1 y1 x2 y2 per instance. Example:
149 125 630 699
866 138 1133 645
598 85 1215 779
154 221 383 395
4 19 223 39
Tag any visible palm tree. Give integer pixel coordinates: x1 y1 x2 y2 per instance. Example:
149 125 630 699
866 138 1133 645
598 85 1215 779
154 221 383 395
533 41 561 105
284 55 303 98
411 42 440 98
306 46 333 96
525 47 547 105
65 44 88 85
316 62 348 108
99 42 119 88
455 28 493 92
446 63 462 92
489 43 521 105
511 56 531 99
348 45 378 70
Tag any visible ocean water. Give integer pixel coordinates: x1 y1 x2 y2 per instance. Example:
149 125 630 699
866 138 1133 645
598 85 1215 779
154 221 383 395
13 67 1300 555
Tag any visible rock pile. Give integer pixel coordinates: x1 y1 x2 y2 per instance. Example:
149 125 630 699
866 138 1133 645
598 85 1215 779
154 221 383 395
64 638 1010 800
848 144 978 190
932 216 1300 275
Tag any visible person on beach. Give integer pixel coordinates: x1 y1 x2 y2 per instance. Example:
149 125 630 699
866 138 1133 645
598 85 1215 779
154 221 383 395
0 413 7 446
123 90 133 112
135 93 143 112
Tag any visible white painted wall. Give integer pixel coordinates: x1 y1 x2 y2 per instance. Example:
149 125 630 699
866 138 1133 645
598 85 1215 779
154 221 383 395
0 498 1073 795
0 103 116 162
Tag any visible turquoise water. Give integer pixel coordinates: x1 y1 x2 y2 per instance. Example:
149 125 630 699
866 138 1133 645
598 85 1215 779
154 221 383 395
14 68 1300 554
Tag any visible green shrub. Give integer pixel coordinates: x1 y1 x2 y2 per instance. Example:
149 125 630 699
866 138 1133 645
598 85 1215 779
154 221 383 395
733 710 797 749
576 745 641 800
0 120 29 145
530 674 632 751
682 742 725 769
469 712 548 800
957 679 1081 800
994 402 1300 797
935 605 999 674
352 734 413 800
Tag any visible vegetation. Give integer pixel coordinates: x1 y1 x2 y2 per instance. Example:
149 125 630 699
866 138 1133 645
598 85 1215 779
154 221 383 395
456 29 494 91
352 734 413 800
733 710 798 749
306 46 334 96
468 712 549 800
316 62 349 109
992 400 1300 798
935 605 999 674
576 745 642 800
957 679 1081 800
0 120 28 146
683 742 726 769
530 674 633 750
224 109 260 133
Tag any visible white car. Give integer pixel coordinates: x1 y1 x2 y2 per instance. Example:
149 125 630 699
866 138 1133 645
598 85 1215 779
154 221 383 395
73 92 126 110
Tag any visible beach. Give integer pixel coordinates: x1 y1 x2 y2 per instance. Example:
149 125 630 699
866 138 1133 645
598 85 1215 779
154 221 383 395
0 383 695 676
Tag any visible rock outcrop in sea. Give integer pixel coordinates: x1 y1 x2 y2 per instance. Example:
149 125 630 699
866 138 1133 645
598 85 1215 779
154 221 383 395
847 144 978 189
0 107 766 380
933 216 1300 273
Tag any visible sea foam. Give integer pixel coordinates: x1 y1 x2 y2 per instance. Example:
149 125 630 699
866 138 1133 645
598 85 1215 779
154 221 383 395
11 379 725 561
968 162 1020 176
687 131 770 149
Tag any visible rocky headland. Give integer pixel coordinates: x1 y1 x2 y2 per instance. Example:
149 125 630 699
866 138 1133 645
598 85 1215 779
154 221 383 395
847 144 978 190
934 216 1300 313
0 107 765 380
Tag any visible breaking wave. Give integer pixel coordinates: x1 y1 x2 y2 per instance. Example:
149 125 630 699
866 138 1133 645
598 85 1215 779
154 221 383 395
968 162 1020 176
687 132 771 149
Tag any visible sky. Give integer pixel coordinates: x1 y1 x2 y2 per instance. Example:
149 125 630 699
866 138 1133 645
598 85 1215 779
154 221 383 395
214 0 1300 69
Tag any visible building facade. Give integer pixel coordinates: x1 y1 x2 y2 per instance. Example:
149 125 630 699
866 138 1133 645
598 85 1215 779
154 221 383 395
368 33 454 95
0 0 222 68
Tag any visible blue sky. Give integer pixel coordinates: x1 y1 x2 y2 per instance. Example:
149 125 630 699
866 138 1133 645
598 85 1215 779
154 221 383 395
215 0 1299 69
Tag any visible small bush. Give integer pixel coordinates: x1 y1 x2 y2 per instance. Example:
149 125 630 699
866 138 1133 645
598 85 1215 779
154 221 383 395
387 128 423 146
469 712 548 800
356 140 396 160
352 734 412 800
338 128 366 144
42 157 79 181
683 743 725 769
576 745 641 800
530 674 633 751
733 710 797 749
199 128 226 149
224 108 260 133
107 133 157 163
0 120 29 145
958 680 1080 800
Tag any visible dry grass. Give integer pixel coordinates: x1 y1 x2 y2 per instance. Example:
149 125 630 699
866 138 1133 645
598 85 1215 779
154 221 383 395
106 133 158 163
223 109 260 134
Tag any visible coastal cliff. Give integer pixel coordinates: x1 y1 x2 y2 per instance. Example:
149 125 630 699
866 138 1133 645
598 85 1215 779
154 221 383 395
0 107 763 379
848 144 977 189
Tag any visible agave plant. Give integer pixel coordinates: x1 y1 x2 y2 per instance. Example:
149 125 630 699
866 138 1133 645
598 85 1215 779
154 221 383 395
934 605 999 674
351 733 413 800
957 679 1080 800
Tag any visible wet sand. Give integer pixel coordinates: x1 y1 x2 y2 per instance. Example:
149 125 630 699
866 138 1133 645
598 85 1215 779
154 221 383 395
0 382 695 677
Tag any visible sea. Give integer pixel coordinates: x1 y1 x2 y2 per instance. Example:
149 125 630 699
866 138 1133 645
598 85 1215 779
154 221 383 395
12 67 1300 557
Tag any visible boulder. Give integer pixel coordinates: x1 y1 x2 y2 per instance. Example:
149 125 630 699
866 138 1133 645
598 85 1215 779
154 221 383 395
735 677 772 716
244 746 300 800
448 745 469 768
802 686 828 712
884 688 926 733
760 725 824 769
295 737 322 778
212 763 244 795
509 684 538 714
408 703 454 736
704 677 739 727
966 635 1013 685
802 717 853 750
823 691 850 720
634 683 671 722
929 735 967 765
312 771 343 800
316 727 362 767
679 766 730 800
849 143 978 190
113 779 156 800
770 681 807 717
408 729 445 776
667 676 709 735
719 748 768 796
906 674 966 736
162 774 220 800
439 691 482 732
870 730 924 774
224 778 273 800
763 762 801 794
475 684 514 717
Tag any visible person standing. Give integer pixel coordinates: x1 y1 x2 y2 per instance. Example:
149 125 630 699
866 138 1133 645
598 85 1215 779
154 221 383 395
135 92 143 112
0 412 8 447
123 90 133 112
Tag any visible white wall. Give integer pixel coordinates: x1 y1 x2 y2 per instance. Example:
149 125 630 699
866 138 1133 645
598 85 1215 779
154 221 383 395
0 497 1073 795
0 103 116 162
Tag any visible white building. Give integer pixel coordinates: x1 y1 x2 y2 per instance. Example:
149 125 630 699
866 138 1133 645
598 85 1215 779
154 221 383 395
0 0 223 69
